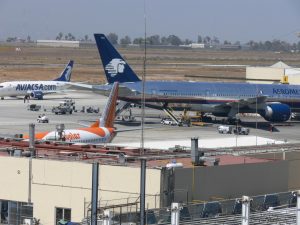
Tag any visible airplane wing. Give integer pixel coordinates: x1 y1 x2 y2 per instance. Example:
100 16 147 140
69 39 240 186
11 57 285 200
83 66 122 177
214 96 268 118
115 126 153 133
68 82 136 98
67 82 94 91
77 120 97 127
216 95 268 109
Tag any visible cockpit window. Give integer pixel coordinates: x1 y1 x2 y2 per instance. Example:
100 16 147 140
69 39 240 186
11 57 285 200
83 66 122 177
0 86 3 88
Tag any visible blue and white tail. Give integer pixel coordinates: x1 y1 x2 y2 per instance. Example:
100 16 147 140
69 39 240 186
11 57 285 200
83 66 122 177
94 34 141 84
54 60 73 82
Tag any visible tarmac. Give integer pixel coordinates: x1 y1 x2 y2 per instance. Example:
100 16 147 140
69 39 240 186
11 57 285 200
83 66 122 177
0 91 299 149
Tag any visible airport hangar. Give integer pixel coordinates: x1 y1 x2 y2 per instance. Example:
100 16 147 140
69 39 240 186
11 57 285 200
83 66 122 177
246 61 300 84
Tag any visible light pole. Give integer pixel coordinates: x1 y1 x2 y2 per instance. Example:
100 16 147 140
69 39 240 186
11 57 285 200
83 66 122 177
236 96 240 147
256 87 258 146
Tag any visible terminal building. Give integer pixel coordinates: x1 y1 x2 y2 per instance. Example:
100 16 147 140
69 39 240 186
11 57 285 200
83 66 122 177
1 137 300 224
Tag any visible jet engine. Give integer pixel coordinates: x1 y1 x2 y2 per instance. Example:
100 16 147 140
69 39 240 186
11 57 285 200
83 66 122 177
260 103 291 122
30 91 44 100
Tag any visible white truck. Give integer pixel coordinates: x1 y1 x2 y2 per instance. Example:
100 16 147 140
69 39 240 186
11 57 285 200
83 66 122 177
52 99 75 115
37 114 49 123
161 118 177 126
233 126 250 135
217 125 233 134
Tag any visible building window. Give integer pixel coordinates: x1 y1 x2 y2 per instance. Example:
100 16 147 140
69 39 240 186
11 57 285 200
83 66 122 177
55 207 71 224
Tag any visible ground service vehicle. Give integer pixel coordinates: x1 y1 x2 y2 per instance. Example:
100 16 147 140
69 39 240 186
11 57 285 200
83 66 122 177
52 106 73 115
217 125 233 134
161 118 177 126
52 99 75 115
37 114 49 123
233 126 250 135
27 104 41 111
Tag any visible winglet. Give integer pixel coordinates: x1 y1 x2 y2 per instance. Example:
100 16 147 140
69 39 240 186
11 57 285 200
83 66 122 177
89 119 99 128
94 34 141 83
54 60 74 82
99 82 119 128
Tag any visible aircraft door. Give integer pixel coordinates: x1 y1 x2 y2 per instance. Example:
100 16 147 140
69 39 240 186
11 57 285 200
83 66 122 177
151 89 157 96
205 89 210 100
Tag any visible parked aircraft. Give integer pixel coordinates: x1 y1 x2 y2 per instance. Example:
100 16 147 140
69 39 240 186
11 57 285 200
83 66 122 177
89 33 300 123
0 60 74 100
24 82 119 144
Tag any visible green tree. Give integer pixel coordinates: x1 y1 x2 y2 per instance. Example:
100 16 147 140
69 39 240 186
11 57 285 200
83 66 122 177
56 32 63 40
147 35 160 45
161 36 169 45
203 36 211 44
120 35 131 45
212 36 220 44
264 41 272 50
197 35 202 43
6 37 17 42
27 35 32 43
167 35 182 46
107 33 118 44
66 33 75 41
184 39 192 45
133 37 144 45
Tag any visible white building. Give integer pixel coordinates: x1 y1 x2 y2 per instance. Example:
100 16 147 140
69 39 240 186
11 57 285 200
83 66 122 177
246 61 300 84
37 40 79 48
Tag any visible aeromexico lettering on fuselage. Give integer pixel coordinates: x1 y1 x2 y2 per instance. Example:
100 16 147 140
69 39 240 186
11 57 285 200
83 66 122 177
16 84 57 91
273 88 300 95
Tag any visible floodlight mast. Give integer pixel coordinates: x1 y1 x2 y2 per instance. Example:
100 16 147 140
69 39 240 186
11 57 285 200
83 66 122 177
140 0 147 155
140 1 147 225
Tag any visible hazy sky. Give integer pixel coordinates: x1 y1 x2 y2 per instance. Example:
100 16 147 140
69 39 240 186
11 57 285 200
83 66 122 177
0 0 300 43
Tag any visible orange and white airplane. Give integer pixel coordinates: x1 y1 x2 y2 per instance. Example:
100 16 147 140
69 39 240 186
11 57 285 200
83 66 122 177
24 82 120 144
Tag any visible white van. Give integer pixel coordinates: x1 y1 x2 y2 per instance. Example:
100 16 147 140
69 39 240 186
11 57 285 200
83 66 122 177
217 125 233 134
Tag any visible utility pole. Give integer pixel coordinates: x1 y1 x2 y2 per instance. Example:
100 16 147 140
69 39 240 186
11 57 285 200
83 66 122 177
140 158 147 225
91 163 99 225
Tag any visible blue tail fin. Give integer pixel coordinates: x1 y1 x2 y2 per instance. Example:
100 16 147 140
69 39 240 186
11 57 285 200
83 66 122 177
94 34 141 83
54 60 73 82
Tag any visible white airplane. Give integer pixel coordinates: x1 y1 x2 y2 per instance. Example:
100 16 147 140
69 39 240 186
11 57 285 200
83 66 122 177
24 82 120 144
0 60 73 100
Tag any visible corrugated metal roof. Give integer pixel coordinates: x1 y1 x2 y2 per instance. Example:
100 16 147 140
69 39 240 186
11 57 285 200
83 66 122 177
270 61 291 69
147 155 273 168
